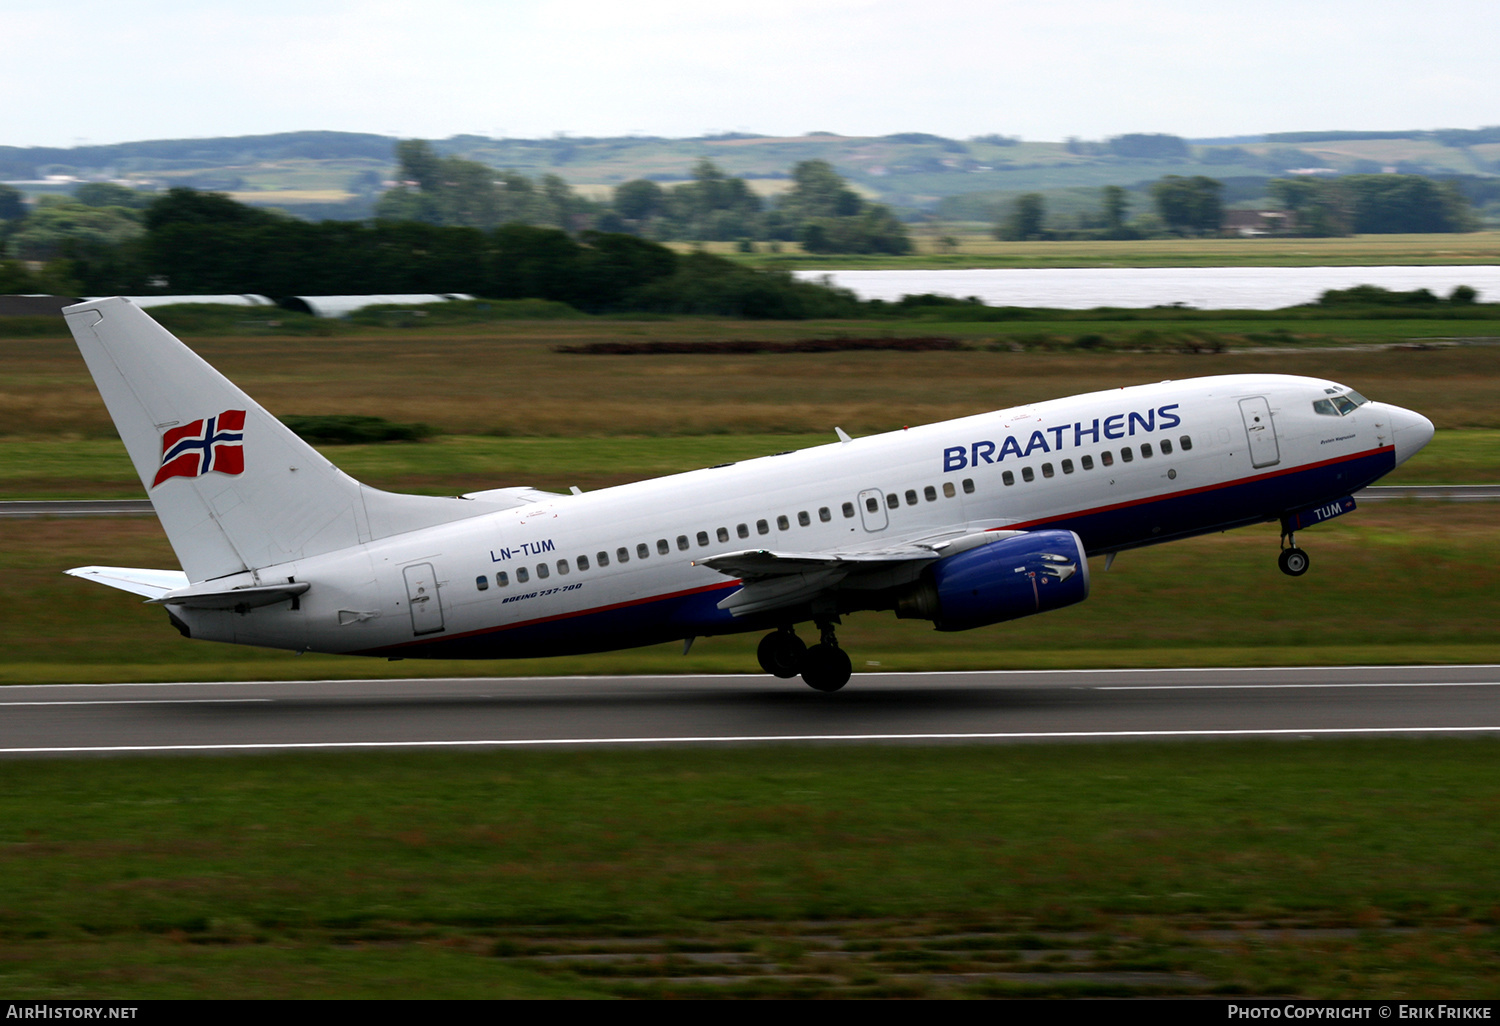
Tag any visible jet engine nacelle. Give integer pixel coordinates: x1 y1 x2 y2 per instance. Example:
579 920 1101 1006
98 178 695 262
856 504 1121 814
895 529 1090 631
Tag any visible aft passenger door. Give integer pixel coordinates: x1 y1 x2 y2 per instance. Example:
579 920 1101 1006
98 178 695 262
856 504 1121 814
1238 396 1281 469
402 562 445 635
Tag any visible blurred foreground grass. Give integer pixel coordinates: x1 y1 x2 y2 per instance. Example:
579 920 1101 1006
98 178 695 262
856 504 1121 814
1 741 1496 998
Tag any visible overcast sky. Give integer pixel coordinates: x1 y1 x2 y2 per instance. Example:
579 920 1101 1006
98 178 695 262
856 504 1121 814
6 0 1498 149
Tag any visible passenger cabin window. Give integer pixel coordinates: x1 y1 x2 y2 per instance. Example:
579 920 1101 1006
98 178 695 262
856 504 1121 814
1082 455 1094 470
924 486 937 502
1042 463 1055 478
737 524 749 539
776 515 789 531
1101 451 1114 467
886 493 899 509
718 527 730 543
1160 439 1173 455
517 567 529 583
1062 459 1074 474
943 482 956 498
756 519 769 535
616 547 629 564
962 478 975 494
657 538 670 555
677 535 689 551
497 571 509 586
597 551 609 568
799 510 812 526
697 531 710 547
537 563 549 579
1002 470 1015 486
475 575 489 591
1121 447 1133 463
1022 466 1035 482
905 489 918 506
578 555 590 570
638 543 650 559
819 507 832 522
865 497 879 513
842 502 855 518
1141 443 1152 458
556 559 569 575
1180 435 1192 450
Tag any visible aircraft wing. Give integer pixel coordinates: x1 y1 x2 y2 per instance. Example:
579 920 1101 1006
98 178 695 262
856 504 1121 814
694 546 940 581
697 530 1027 616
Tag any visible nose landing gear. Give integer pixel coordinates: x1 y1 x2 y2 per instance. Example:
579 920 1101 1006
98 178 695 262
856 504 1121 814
757 622 852 692
1278 530 1310 577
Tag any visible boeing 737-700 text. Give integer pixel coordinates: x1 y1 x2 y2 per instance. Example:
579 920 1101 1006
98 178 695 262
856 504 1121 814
62 297 1435 691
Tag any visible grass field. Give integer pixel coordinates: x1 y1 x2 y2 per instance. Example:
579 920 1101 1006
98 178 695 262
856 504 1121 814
5 316 1500 442
2 741 1497 998
709 231 1500 269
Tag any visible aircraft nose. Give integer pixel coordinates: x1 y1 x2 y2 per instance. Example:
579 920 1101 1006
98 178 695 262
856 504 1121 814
1388 404 1435 466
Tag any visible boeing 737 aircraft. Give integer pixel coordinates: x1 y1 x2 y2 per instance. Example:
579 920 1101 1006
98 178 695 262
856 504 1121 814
63 297 1434 691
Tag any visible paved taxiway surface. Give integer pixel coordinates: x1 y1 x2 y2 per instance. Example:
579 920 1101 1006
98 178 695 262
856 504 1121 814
2 665 1497 757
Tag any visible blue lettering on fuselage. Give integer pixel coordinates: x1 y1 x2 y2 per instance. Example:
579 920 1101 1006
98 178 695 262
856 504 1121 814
491 539 557 562
941 404 1182 472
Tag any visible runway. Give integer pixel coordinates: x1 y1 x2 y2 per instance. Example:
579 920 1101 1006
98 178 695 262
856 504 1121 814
2 665 1497 757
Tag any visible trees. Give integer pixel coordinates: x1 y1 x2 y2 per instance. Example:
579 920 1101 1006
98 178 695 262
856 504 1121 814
779 160 863 222
1102 185 1129 237
1151 175 1224 235
373 140 593 231
1339 175 1474 233
1107 133 1190 159
5 197 145 262
775 160 911 255
0 184 28 223
73 183 151 209
994 193 1047 241
1265 174 1476 236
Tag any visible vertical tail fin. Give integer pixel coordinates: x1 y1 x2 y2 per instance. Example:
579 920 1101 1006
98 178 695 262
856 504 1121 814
64 297 494 582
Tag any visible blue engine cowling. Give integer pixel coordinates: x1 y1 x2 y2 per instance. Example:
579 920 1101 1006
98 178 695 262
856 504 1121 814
895 530 1090 631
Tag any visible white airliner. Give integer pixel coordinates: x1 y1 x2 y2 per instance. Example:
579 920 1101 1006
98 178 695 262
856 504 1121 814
63 297 1434 691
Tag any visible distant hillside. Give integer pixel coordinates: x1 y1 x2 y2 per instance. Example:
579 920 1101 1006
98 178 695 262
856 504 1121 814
6 126 1497 220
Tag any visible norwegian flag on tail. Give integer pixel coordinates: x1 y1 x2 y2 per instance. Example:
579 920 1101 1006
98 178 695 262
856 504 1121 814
152 410 246 487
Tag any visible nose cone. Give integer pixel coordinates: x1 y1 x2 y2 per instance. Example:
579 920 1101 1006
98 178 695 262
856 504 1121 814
1388 405 1435 467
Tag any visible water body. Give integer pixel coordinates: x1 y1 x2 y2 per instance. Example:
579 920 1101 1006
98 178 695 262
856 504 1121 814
794 266 1500 311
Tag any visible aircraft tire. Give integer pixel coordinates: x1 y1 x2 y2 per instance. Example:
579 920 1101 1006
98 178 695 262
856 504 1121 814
757 630 807 678
1278 547 1310 577
801 644 852 692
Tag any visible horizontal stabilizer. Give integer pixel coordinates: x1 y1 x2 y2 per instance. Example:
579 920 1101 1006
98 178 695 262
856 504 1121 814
66 566 190 599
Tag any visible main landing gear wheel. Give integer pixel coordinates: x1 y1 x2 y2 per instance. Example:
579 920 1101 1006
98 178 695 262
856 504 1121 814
800 620 851 692
757 629 807 679
801 644 852 692
1278 547 1310 577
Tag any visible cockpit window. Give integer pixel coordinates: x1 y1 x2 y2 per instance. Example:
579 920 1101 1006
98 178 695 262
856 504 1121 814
1314 393 1365 417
